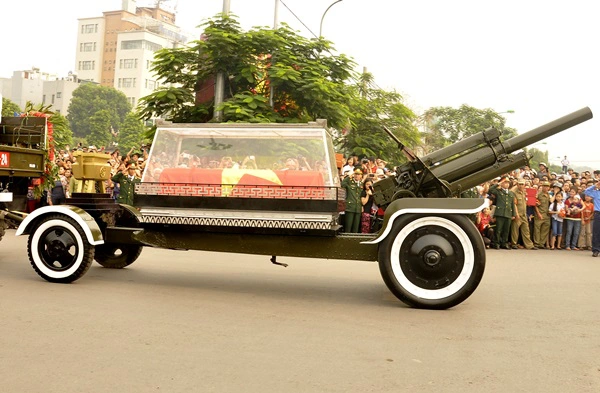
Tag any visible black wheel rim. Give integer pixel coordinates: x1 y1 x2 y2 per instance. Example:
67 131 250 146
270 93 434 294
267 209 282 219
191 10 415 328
37 226 80 271
399 225 464 290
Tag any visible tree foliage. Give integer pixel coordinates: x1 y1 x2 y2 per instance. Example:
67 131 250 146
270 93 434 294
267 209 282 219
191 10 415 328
48 112 73 149
2 97 21 118
139 15 355 135
87 109 112 148
420 105 518 154
118 112 148 153
67 84 131 138
337 71 419 163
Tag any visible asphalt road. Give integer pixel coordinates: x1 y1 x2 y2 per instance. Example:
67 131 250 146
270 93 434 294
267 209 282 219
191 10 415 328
1 229 599 393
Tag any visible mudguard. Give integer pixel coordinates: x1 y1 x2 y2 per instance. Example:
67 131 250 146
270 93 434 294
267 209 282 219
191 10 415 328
362 198 486 244
15 205 104 245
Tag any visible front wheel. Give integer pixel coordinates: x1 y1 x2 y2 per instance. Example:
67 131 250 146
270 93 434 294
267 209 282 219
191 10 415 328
27 215 95 283
378 214 485 309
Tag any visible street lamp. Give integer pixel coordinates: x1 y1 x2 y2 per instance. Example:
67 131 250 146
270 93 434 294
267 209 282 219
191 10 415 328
319 0 343 37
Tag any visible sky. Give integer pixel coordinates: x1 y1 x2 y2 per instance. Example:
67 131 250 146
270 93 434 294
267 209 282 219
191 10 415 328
1 0 598 169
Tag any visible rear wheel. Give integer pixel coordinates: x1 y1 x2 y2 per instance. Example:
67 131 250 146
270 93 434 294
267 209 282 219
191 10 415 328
94 244 143 269
378 214 485 309
27 215 95 283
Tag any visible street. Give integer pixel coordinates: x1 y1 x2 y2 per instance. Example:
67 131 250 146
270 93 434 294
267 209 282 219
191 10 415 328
1 229 599 393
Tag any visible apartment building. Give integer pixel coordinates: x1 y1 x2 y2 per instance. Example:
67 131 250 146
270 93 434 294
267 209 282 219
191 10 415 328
75 0 188 108
3 68 56 110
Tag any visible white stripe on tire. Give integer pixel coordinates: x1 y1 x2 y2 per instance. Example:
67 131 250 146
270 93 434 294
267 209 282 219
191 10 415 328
390 216 474 300
30 219 85 279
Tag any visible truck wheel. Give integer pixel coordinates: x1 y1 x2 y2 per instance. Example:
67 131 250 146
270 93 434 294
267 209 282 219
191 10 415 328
27 215 95 283
94 244 143 269
378 214 485 309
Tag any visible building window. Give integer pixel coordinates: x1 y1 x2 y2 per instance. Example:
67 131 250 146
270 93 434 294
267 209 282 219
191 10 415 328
42 95 46 104
122 40 142 50
119 58 138 69
121 39 162 52
127 97 136 107
145 79 156 90
119 78 136 88
80 42 96 52
78 61 95 70
51 94 55 104
56 92 62 98
81 24 98 34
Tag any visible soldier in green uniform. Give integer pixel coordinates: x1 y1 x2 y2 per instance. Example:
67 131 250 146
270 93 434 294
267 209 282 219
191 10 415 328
341 168 363 233
111 163 141 206
488 177 516 249
510 179 537 249
533 181 552 248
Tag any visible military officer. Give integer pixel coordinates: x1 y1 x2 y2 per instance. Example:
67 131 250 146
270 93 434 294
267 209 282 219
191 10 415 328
488 177 516 249
511 179 537 249
533 181 552 248
111 162 141 205
341 168 363 233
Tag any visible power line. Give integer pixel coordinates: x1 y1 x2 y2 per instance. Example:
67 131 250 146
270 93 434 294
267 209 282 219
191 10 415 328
277 1 389 104
279 0 318 39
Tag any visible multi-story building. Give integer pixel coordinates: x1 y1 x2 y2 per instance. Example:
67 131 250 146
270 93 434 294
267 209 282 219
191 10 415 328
4 68 57 110
75 0 188 108
0 68 85 116
42 73 82 115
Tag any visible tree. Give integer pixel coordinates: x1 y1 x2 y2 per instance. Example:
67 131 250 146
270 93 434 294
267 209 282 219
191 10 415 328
337 71 419 163
87 110 112 148
118 112 148 153
2 97 21 118
67 83 131 138
420 105 518 153
48 112 73 150
139 15 355 136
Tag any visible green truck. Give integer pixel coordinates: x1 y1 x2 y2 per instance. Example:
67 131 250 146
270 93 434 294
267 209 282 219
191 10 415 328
0 116 47 242
12 108 593 309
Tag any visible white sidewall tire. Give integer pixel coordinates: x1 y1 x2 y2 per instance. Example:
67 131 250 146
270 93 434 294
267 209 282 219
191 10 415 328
30 219 86 280
389 216 474 300
378 213 485 309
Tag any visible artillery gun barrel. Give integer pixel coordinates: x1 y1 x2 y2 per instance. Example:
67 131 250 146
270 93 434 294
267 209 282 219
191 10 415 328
448 151 529 194
429 107 592 184
421 127 501 166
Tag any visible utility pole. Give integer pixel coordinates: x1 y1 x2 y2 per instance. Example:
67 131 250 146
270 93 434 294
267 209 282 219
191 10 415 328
269 0 279 108
213 0 231 121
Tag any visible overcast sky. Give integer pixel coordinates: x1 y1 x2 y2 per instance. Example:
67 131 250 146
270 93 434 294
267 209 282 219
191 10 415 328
1 0 598 168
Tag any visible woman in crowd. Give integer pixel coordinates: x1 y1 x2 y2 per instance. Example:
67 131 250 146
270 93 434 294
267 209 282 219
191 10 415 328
548 191 565 250
578 194 594 250
476 206 495 248
563 190 583 250
360 178 375 233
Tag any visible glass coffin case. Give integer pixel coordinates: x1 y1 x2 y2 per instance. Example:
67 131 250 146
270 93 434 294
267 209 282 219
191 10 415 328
136 121 342 235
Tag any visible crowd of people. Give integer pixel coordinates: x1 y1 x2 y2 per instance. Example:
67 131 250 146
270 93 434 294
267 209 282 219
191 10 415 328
475 162 600 257
33 145 149 209
340 156 394 234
